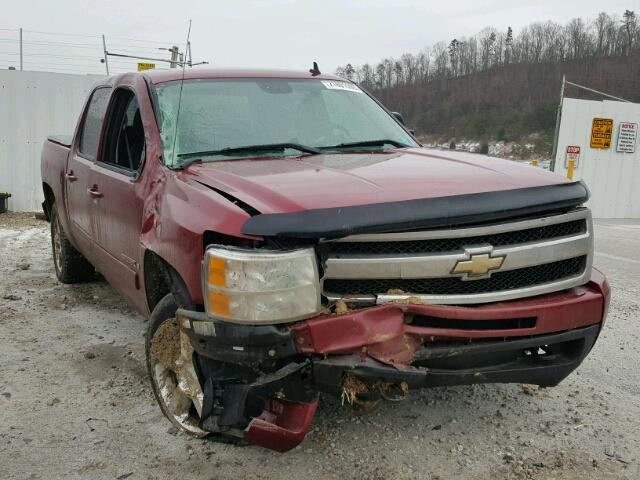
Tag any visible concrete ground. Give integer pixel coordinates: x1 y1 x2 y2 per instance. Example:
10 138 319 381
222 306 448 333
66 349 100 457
0 213 638 480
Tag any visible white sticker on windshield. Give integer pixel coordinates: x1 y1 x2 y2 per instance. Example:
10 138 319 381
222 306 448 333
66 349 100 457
321 80 363 93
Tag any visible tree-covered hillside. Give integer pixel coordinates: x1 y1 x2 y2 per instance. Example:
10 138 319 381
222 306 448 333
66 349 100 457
336 11 640 144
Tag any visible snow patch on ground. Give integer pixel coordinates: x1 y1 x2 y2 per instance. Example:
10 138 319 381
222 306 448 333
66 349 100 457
0 227 48 246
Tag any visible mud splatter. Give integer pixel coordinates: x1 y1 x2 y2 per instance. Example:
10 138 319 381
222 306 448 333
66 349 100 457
150 319 181 368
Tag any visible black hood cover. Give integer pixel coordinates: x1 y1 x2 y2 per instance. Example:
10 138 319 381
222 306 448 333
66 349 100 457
241 181 589 239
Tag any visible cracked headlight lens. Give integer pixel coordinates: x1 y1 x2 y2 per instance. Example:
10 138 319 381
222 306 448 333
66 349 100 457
203 246 321 324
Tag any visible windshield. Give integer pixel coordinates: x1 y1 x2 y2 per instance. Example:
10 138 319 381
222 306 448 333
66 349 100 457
155 78 417 167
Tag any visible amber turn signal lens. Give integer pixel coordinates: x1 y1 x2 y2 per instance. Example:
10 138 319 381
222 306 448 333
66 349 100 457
207 291 230 316
208 257 227 287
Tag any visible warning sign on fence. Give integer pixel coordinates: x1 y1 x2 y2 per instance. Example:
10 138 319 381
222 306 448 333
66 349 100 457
590 118 613 149
565 145 581 168
616 122 637 153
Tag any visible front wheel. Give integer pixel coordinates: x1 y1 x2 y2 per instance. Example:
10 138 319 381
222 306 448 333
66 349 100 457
145 293 209 437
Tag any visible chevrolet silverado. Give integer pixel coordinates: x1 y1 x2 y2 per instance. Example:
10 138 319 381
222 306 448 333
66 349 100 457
40 69 610 452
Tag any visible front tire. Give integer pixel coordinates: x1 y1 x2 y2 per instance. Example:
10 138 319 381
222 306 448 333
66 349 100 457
50 203 94 283
146 293 208 437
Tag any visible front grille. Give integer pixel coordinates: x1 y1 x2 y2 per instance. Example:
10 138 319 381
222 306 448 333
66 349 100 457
320 209 593 305
326 219 586 256
323 256 587 296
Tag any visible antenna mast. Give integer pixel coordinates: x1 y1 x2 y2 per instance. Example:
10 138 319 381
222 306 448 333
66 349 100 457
170 20 192 166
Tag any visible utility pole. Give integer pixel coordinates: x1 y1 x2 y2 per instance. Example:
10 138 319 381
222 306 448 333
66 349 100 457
169 46 179 68
19 28 23 71
550 75 566 172
102 35 110 75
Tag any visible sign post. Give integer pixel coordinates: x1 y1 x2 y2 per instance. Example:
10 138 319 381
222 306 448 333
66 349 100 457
616 122 638 153
590 118 613 149
566 159 575 180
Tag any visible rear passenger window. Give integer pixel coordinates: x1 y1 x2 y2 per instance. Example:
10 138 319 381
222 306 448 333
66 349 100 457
78 87 111 160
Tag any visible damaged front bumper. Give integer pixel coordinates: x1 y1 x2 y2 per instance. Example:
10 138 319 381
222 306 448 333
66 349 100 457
177 270 610 452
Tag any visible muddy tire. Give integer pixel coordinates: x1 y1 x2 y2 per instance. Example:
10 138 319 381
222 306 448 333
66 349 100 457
50 203 94 284
146 293 209 438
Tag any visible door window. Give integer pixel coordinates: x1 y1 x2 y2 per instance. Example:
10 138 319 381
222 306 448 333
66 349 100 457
101 90 146 174
78 87 111 160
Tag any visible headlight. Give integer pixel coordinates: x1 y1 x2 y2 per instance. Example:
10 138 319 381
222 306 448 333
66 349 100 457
203 246 321 324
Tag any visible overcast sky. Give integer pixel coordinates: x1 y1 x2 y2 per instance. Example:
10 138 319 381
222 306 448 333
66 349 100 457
2 0 639 74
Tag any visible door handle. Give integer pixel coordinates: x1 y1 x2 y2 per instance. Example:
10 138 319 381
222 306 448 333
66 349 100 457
87 186 103 199
65 170 78 182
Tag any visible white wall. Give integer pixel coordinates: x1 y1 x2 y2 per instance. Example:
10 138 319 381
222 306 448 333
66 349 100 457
553 97 640 218
0 70 105 212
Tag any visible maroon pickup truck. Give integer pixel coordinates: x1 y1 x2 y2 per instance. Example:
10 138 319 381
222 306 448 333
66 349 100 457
41 69 609 452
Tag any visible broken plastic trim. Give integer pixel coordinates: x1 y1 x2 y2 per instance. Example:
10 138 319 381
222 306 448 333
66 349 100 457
241 181 590 239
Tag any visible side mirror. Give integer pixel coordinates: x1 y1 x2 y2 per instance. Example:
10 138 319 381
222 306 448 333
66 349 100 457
391 111 405 125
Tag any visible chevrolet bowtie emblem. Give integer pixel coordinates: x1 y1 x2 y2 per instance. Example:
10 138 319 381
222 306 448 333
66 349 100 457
452 249 506 280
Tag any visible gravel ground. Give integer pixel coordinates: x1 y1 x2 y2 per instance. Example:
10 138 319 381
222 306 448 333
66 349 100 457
1 212 638 480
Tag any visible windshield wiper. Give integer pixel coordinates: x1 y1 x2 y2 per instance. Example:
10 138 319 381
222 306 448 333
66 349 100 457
178 143 321 162
318 139 411 151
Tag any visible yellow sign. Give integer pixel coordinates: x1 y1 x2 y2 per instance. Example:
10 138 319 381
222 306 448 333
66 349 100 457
590 118 613 149
137 63 156 72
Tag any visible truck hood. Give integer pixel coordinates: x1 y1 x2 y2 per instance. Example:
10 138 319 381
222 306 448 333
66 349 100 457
185 148 568 215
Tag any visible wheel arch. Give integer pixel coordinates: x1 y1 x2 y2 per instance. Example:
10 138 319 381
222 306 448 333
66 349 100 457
42 182 55 221
143 249 196 313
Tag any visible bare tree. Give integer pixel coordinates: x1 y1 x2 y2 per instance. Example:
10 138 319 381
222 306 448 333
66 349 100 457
335 8 640 84
622 10 637 55
566 18 591 59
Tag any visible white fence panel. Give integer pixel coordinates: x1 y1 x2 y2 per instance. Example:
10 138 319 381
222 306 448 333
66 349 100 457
553 97 640 218
0 70 105 212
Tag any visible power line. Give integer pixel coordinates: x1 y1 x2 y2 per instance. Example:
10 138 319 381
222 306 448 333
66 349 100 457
4 27 179 46
0 47 171 62
0 51 104 60
19 28 101 39
0 40 177 57
0 39 101 49
106 36 177 46
0 39 176 53
1 26 202 74
0 64 105 73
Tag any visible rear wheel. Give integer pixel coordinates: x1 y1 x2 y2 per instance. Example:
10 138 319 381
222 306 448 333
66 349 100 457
50 203 94 283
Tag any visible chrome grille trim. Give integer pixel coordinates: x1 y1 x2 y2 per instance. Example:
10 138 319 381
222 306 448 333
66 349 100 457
330 208 589 242
320 209 593 305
